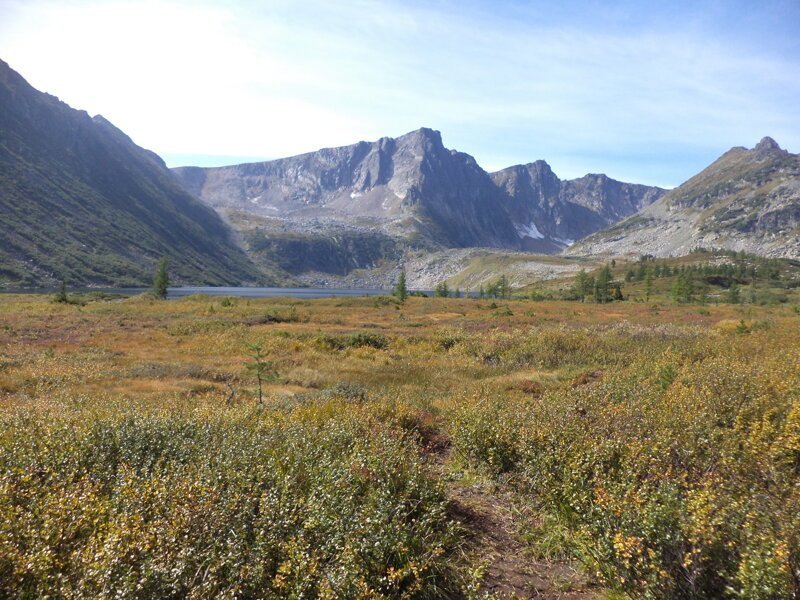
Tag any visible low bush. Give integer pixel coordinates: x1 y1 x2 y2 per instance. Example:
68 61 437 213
0 401 455 597
315 332 390 351
450 328 800 598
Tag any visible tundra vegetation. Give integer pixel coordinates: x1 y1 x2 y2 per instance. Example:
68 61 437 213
0 259 799 598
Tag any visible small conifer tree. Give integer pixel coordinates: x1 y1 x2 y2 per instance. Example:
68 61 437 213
595 265 612 303
393 269 408 302
54 280 68 304
152 258 169 300
574 269 591 302
644 270 654 302
497 274 510 299
727 281 741 304
246 341 275 406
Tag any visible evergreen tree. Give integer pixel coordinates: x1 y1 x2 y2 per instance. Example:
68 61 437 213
54 279 68 304
727 281 741 304
498 274 510 299
152 258 169 300
595 265 612 303
671 271 696 304
644 270 654 302
671 277 682 303
685 274 695 303
393 269 408 302
697 283 709 305
574 269 590 302
246 342 275 406
636 262 647 280
434 281 450 298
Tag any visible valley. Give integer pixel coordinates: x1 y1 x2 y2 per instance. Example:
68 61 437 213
0 21 798 597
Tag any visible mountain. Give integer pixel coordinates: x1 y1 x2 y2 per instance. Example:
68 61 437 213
567 137 800 258
175 128 520 249
0 59 262 287
173 130 663 281
491 161 664 252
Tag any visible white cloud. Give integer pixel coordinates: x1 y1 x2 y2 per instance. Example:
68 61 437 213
0 0 797 185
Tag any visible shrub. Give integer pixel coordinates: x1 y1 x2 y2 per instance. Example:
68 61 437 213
0 402 455 597
316 332 389 351
450 328 800 598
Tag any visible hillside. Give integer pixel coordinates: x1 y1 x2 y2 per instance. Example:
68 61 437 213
568 137 800 258
0 59 263 287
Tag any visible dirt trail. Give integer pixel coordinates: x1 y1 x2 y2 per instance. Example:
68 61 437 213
427 436 602 599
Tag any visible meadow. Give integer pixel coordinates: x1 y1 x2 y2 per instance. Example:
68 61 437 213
0 290 798 598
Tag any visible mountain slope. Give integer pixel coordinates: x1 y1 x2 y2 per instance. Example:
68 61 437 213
173 130 663 280
567 138 800 258
0 59 262 287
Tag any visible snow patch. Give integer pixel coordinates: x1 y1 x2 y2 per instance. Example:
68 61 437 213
554 237 575 246
515 221 545 240
350 191 363 199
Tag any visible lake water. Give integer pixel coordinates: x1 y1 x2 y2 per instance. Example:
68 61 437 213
167 287 392 299
1 286 395 299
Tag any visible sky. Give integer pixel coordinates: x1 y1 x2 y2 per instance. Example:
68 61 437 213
1 0 798 188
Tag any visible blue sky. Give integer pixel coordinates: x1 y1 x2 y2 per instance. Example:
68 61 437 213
1 0 798 187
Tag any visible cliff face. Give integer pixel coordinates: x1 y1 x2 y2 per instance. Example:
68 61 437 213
567 137 800 259
0 59 262 287
491 161 664 251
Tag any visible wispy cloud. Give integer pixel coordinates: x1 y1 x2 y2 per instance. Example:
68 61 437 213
1 0 798 185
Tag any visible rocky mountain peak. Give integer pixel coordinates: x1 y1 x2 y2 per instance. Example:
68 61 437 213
754 136 781 152
525 160 556 177
397 127 443 149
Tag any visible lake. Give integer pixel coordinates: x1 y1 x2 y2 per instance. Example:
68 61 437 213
1 287 395 299
167 287 393 299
